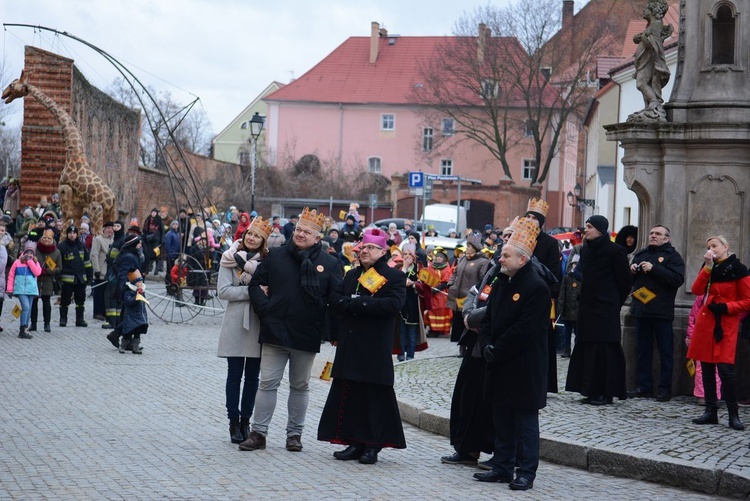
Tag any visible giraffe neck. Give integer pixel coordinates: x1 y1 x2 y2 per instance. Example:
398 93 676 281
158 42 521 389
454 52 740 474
26 84 87 167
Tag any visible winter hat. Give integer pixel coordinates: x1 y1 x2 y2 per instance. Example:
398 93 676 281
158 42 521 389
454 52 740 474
586 215 609 236
361 228 387 249
103 221 114 228
128 225 142 235
250 210 258 218
66 225 78 234
23 240 37 253
466 234 483 252
484 224 493 231
346 214 355 222
122 233 141 248
80 222 89 232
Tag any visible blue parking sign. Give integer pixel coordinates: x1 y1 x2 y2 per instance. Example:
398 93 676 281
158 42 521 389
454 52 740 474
408 171 424 188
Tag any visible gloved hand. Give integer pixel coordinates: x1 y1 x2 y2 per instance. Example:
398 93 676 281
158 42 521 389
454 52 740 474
707 303 728 315
483 344 496 363
234 253 247 270
94 271 101 280
434 282 447 291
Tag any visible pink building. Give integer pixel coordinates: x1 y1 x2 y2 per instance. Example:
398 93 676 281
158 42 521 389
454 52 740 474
263 23 567 227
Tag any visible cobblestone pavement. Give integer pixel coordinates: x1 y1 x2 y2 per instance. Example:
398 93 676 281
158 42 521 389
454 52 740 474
392 336 750 498
0 296 726 499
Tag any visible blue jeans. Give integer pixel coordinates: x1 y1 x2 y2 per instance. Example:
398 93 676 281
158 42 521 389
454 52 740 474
562 320 576 350
251 344 316 437
17 294 33 327
225 357 261 420
635 317 674 393
491 403 540 481
401 321 418 359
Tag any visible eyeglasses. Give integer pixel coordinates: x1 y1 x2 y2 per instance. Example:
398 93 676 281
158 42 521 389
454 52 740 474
294 227 316 237
359 245 383 252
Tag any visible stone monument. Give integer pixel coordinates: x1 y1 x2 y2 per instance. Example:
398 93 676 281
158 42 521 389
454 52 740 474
606 0 750 397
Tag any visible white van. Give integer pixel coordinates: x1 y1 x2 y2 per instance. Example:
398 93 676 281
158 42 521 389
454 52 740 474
422 203 467 236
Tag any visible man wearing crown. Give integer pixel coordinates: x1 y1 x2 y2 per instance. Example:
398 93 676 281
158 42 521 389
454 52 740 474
524 197 562 393
475 217 551 491
318 228 407 465
243 208 342 453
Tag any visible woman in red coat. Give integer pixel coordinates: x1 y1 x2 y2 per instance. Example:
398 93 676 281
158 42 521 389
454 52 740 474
687 235 750 431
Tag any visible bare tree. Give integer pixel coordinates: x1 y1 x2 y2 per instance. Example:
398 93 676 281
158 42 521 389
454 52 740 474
413 0 610 185
107 78 213 168
0 61 21 178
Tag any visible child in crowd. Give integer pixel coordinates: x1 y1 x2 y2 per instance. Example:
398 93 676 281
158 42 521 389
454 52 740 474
120 268 149 354
7 241 42 339
557 254 581 358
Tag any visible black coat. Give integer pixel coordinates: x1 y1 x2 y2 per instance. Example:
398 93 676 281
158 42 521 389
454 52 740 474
119 248 148 335
533 231 562 298
249 243 342 353
576 236 633 343
629 242 685 320
478 262 551 410
58 237 93 285
329 256 406 386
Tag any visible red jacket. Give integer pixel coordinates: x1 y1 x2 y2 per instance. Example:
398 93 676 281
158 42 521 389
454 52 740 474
687 258 750 364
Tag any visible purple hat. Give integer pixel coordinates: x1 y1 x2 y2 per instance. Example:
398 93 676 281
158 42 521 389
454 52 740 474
361 228 387 249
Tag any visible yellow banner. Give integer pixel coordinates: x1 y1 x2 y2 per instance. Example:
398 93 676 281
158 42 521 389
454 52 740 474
633 286 657 304
45 255 57 271
12 304 21 319
358 267 388 295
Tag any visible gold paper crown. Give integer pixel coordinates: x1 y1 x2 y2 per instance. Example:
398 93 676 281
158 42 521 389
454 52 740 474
247 216 273 239
526 198 549 217
506 216 540 256
297 207 326 232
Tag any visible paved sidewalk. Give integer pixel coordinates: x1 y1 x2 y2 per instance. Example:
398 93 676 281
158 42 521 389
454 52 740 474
0 295 723 500
389 336 750 498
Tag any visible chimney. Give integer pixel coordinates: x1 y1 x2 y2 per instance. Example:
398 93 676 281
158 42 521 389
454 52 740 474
477 23 487 65
562 0 574 33
370 21 380 64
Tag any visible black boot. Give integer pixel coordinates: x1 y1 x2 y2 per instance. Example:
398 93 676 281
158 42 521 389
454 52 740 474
43 323 51 333
240 417 250 441
131 335 142 354
18 325 32 339
119 334 132 354
75 307 88 327
59 307 68 327
229 418 244 444
29 323 37 332
692 406 719 425
728 404 745 431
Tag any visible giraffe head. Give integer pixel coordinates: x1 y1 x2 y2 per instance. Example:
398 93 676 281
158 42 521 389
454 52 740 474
2 70 30 105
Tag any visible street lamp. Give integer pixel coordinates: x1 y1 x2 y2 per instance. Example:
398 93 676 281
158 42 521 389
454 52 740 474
567 182 595 210
248 112 265 212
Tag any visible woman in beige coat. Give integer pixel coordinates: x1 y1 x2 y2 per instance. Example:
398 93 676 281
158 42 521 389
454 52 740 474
217 217 272 444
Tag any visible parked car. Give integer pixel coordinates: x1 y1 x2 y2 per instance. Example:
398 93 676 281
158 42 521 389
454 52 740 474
546 226 576 236
368 218 424 233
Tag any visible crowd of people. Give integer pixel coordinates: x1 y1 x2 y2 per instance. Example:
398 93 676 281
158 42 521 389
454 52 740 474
3 186 748 491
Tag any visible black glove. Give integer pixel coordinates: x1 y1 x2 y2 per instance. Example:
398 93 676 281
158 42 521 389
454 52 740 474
94 271 101 280
234 253 247 270
707 303 728 315
482 344 496 363
434 282 447 291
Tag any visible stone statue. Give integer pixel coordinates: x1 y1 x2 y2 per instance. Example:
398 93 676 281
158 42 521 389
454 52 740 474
628 0 674 123
1 71 117 234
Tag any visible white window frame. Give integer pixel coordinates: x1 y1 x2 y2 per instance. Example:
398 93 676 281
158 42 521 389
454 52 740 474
422 127 434 151
381 114 395 131
522 159 537 181
368 157 382 174
440 159 453 176
441 118 455 136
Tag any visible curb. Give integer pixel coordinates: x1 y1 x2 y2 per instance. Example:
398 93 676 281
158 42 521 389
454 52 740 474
397 400 750 498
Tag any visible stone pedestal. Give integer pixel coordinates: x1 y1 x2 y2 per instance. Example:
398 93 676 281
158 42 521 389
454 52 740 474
606 122 750 398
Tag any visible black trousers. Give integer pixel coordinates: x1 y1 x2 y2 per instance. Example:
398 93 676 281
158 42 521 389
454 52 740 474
702 362 737 407
31 295 52 324
61 283 86 309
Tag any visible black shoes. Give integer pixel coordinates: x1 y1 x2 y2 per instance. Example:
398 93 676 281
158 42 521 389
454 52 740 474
441 452 478 465
229 419 244 444
509 476 534 491
656 391 671 402
358 447 380 464
692 408 719 425
18 326 32 339
29 323 37 332
589 395 613 406
473 471 512 483
334 444 364 461
106 331 120 348
43 323 51 333
240 417 250 441
728 407 745 431
627 388 651 398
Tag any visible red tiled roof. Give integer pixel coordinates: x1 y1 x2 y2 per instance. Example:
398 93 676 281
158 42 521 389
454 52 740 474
264 35 542 107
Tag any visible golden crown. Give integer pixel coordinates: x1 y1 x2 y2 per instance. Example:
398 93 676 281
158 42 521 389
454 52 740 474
297 207 327 232
247 216 273 238
527 198 549 217
506 216 540 256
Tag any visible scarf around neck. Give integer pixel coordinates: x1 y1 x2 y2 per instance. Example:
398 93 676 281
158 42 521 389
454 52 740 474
287 241 323 307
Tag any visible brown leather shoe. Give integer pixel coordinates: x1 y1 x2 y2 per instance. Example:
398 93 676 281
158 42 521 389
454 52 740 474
286 435 303 452
238 431 266 451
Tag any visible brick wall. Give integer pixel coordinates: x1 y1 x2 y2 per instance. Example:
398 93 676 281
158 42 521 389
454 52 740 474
20 46 140 219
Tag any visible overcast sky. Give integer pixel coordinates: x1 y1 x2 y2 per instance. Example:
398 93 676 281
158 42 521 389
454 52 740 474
1 0 582 134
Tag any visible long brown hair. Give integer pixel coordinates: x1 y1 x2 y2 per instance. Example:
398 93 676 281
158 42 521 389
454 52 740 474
239 227 268 257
